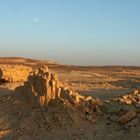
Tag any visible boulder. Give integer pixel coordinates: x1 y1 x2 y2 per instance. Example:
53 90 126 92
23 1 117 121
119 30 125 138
119 90 140 105
124 119 139 129
118 110 137 124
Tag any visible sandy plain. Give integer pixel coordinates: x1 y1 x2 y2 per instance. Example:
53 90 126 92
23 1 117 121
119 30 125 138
0 57 140 140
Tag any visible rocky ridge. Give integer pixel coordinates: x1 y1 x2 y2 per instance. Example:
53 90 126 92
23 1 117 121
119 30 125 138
15 65 103 130
0 65 32 82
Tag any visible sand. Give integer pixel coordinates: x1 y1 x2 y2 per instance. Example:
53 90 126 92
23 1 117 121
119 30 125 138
0 57 140 140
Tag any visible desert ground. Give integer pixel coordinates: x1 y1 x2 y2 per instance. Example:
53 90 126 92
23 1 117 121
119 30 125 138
0 57 140 140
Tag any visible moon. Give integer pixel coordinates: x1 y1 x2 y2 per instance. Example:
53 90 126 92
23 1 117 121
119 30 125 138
34 18 38 22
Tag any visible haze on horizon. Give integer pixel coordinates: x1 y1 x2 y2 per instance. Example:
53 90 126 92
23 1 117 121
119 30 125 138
0 0 140 66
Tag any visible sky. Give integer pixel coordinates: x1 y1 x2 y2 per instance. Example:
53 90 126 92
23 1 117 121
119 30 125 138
0 0 140 65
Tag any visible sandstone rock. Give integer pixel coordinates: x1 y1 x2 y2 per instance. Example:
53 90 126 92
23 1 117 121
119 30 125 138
121 95 132 104
118 110 137 124
0 65 32 82
92 98 103 106
133 90 139 95
124 119 139 129
84 96 92 102
15 65 103 125
16 65 82 107
0 129 11 138
119 90 140 105
60 88 73 103
20 65 60 106
71 94 81 104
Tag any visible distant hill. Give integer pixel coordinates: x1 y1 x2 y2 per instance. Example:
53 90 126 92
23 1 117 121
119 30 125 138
0 57 60 67
0 57 139 71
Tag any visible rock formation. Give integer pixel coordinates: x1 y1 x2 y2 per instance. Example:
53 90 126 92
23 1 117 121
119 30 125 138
103 90 140 130
119 90 140 105
118 110 137 124
16 65 103 123
0 65 32 82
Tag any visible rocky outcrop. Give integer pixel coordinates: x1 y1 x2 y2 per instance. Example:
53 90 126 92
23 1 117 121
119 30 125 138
103 90 140 130
0 65 32 82
118 110 137 124
18 65 62 106
119 90 140 105
16 65 103 124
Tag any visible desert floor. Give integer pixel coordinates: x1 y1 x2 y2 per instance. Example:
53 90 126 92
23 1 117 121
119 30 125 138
0 58 140 140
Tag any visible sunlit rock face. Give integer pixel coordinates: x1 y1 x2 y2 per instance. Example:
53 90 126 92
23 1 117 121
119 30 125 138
0 65 32 82
19 65 61 106
16 65 79 106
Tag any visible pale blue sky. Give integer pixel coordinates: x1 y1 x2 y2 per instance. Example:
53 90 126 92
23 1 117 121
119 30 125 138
0 0 140 65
